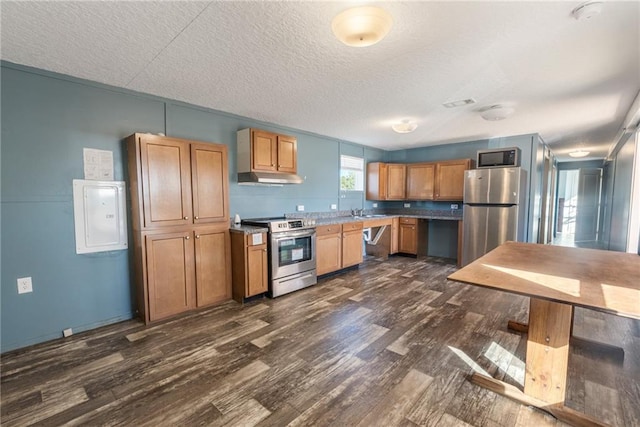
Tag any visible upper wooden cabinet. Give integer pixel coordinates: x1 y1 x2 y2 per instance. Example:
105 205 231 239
366 162 406 201
369 158 472 201
191 142 230 224
136 135 192 229
237 128 297 174
434 159 472 201
406 163 435 200
127 134 229 230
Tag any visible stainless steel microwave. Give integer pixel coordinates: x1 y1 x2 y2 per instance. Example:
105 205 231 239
477 147 520 168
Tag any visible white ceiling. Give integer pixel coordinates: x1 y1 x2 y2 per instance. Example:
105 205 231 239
2 1 639 161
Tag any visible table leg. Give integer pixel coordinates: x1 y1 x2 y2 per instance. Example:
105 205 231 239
508 314 624 361
524 298 573 403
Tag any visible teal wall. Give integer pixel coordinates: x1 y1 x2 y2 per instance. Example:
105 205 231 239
0 61 549 352
1 63 386 352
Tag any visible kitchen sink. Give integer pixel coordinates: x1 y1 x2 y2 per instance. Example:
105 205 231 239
354 214 387 218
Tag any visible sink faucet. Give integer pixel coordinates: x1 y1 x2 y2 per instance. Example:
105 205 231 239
351 208 363 217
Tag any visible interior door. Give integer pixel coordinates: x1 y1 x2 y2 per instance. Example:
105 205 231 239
575 168 602 242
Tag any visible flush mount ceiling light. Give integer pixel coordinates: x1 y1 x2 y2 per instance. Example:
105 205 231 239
391 120 417 134
571 1 603 20
569 149 590 158
332 6 393 47
480 105 515 121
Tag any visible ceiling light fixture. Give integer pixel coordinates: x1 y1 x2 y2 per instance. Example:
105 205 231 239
480 105 515 121
569 149 590 158
392 120 417 134
571 1 603 20
332 6 393 47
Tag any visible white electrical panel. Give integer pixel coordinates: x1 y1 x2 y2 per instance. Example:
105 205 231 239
73 179 127 254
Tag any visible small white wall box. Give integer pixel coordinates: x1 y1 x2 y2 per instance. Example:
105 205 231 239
73 179 128 254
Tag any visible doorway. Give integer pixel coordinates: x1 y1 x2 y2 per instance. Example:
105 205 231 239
554 167 603 248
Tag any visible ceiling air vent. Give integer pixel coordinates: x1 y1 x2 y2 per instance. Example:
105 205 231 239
443 98 476 108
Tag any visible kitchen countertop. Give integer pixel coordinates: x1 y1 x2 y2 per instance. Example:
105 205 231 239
315 212 462 226
229 224 268 235
229 210 462 234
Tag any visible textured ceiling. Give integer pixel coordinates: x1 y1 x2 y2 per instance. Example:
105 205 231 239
2 1 639 160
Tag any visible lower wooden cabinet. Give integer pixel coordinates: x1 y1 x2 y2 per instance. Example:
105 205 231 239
231 231 268 302
195 228 232 306
139 225 231 323
316 222 363 275
145 231 195 321
316 225 342 276
398 217 427 256
342 222 364 268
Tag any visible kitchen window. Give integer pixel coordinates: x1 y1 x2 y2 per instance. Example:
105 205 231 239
340 155 364 191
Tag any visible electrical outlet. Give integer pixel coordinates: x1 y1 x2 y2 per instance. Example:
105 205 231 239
17 277 33 294
372 203 378 208
450 204 459 210
403 203 411 208
330 204 337 210
63 328 73 338
296 205 305 212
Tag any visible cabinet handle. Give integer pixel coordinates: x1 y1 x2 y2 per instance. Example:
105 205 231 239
184 216 189 220
185 236 190 240
263 249 267 252
194 216 199 220
195 234 200 239
271 163 275 166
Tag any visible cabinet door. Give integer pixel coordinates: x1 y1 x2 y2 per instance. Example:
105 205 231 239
366 162 387 201
342 229 364 268
390 217 399 254
251 130 277 172
399 224 418 255
317 233 342 275
191 143 229 224
406 163 435 200
247 243 268 296
194 227 231 306
435 159 471 201
277 135 297 173
140 136 192 228
146 232 195 321
386 164 407 200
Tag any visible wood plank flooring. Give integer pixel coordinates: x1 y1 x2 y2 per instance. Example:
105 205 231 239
2 255 639 426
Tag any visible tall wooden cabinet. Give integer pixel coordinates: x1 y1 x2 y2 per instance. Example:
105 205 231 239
126 133 231 323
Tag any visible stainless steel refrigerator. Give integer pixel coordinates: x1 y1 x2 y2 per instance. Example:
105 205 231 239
462 167 527 266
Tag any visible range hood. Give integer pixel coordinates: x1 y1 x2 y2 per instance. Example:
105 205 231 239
237 171 303 185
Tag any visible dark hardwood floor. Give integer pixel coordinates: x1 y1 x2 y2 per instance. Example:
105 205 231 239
2 255 639 426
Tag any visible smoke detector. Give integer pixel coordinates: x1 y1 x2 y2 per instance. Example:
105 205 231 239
571 2 603 20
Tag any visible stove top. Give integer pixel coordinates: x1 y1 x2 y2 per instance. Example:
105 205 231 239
242 217 316 232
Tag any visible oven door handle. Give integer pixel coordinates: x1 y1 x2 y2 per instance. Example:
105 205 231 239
275 229 316 239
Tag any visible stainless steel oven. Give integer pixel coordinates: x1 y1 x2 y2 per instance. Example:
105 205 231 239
241 217 317 297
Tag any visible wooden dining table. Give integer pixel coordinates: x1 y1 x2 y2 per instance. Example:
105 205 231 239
447 241 640 427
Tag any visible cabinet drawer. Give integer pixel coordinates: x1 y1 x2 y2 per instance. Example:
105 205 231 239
342 222 363 232
316 224 342 236
400 217 417 225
